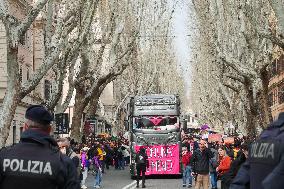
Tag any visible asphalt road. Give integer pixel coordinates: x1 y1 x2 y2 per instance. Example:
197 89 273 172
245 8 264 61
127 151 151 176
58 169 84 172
85 166 220 189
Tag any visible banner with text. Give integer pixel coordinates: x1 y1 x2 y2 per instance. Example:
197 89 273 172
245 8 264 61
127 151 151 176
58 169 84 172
208 134 222 142
135 144 180 175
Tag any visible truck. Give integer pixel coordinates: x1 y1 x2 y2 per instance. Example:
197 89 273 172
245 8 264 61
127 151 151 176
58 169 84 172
127 94 182 177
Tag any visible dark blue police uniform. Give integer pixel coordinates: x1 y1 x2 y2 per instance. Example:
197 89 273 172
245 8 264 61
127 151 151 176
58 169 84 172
0 105 80 189
230 112 284 189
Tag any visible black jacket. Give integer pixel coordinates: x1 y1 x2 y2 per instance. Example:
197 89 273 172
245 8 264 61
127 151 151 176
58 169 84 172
231 112 284 189
135 151 149 171
190 148 213 174
0 129 80 189
222 152 246 186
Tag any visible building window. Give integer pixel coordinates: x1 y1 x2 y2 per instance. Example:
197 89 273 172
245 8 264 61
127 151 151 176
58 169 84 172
271 55 284 78
12 120 16 144
279 84 284 104
44 80 51 100
278 55 284 73
19 33 28 45
27 67 30 80
20 126 23 135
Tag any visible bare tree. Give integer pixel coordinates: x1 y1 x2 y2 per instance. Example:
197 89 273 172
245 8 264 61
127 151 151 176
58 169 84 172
189 0 277 136
0 0 95 147
67 0 140 141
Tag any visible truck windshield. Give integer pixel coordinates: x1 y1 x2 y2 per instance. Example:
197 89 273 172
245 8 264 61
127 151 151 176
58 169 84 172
133 116 179 130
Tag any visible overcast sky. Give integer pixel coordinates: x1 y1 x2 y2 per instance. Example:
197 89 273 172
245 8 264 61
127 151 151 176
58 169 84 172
171 0 193 98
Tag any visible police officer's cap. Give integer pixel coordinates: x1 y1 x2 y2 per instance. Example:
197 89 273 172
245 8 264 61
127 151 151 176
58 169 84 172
25 105 53 125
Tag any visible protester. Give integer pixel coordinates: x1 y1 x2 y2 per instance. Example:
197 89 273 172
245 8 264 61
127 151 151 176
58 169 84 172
232 138 242 160
80 147 90 189
181 147 193 188
122 144 130 166
57 137 81 180
113 144 119 169
97 144 106 173
117 144 125 170
216 146 231 189
104 143 113 169
93 150 103 188
222 142 249 188
209 143 218 189
190 139 213 189
135 148 149 188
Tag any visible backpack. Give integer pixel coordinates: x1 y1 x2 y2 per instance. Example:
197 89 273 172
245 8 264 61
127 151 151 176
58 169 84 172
137 154 146 164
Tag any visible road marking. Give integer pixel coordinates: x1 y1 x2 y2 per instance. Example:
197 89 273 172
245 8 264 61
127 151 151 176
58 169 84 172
130 185 138 189
122 181 136 189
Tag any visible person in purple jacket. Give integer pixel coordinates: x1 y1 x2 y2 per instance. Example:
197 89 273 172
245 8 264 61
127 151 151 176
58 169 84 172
93 152 102 188
80 147 90 189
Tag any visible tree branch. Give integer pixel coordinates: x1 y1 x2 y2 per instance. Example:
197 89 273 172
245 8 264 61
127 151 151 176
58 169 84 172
259 31 284 49
17 0 49 38
0 0 9 24
20 39 65 96
222 83 240 93
223 73 245 84
44 0 53 54
268 0 284 35
219 55 255 78
56 57 77 113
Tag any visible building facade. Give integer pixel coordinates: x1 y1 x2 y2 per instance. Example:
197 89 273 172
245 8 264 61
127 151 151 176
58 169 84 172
0 0 52 145
269 54 284 120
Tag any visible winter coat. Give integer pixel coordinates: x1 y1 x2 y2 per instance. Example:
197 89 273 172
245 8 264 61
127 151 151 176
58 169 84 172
217 155 231 176
190 148 213 174
182 152 192 167
222 152 246 186
92 156 102 172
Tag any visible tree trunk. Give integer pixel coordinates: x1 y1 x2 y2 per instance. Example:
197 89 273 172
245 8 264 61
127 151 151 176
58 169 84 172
244 77 258 137
0 92 21 147
70 89 87 142
87 95 100 118
0 48 22 147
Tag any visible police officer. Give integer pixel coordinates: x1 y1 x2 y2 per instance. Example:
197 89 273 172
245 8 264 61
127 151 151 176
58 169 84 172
0 105 80 189
135 148 149 188
230 112 284 189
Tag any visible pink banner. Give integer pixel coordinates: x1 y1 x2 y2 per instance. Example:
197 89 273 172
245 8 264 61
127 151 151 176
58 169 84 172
135 144 180 175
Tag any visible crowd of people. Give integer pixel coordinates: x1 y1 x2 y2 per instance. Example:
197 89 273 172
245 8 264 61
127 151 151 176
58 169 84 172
60 132 252 189
181 135 250 189
57 134 131 189
2 104 284 189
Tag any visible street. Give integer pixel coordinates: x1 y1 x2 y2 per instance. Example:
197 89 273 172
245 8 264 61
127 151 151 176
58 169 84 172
85 166 184 189
85 166 220 189
2 0 281 188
